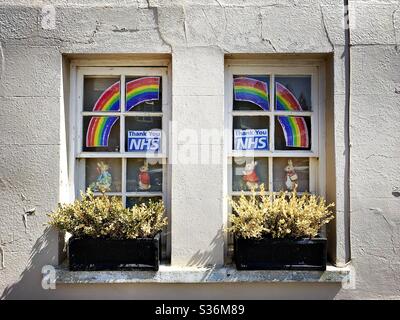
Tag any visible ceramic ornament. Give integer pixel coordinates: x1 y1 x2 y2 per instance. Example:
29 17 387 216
284 160 298 191
138 161 151 190
242 160 260 190
90 161 112 192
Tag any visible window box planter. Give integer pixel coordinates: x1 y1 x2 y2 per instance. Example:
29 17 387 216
234 236 327 271
68 233 160 271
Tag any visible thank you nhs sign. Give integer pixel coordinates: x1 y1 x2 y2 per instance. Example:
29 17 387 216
234 129 269 150
128 130 161 152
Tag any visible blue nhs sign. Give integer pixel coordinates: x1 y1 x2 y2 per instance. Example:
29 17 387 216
128 130 161 152
234 129 269 150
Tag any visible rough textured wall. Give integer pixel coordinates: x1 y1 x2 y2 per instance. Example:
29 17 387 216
170 46 225 266
0 0 397 299
337 0 400 299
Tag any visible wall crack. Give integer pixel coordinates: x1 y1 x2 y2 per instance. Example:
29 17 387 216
112 26 140 33
320 5 334 50
260 11 277 52
182 4 188 46
393 7 400 52
214 0 223 7
88 20 101 44
0 40 4 81
0 246 4 269
151 7 173 52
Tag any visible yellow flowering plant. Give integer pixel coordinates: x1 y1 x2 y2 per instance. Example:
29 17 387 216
48 189 167 239
228 185 334 239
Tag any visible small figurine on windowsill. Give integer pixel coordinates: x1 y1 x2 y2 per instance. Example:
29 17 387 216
242 160 260 190
90 161 112 192
138 161 151 191
284 160 298 191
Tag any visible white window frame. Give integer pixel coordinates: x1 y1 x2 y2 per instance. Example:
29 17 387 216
72 66 169 202
224 60 326 260
68 63 171 259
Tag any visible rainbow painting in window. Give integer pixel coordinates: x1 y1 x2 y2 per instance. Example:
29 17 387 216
86 116 118 147
277 116 309 148
91 81 120 111
126 77 160 111
275 82 303 111
234 77 269 111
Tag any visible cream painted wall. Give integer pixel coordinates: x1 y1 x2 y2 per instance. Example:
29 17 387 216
0 0 399 299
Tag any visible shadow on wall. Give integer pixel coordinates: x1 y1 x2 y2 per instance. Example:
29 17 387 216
1 227 344 300
186 229 224 270
1 227 63 300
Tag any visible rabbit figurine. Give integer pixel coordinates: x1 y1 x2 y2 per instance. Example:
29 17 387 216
242 160 260 190
90 161 112 192
138 161 151 190
284 160 298 191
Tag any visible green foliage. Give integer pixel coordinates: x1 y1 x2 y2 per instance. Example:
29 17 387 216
228 185 334 239
48 189 167 239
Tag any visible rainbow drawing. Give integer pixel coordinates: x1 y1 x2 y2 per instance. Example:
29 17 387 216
126 77 160 111
234 77 269 111
92 81 120 111
277 116 309 148
86 116 118 147
276 82 303 111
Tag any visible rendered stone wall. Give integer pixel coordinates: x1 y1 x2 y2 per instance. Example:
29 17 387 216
0 0 398 299
338 0 400 299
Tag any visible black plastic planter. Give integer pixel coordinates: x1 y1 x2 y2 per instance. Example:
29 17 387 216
234 236 327 271
68 233 160 271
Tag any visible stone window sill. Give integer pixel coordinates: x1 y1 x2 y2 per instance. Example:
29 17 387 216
55 264 351 284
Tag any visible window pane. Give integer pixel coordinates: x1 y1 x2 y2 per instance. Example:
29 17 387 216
233 116 269 150
233 75 270 111
232 157 269 191
85 158 122 192
275 76 311 111
127 158 163 192
83 116 120 152
125 116 162 152
125 76 162 112
126 196 162 208
274 116 311 151
83 77 120 112
273 157 309 192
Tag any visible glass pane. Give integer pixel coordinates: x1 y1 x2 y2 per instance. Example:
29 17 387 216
85 158 122 192
127 158 163 192
125 117 162 152
127 196 162 208
233 75 270 111
233 116 269 150
125 76 162 112
83 116 120 152
83 77 120 112
232 157 269 191
275 76 311 111
273 158 309 192
275 116 311 151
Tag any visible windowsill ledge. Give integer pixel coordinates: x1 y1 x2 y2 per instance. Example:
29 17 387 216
55 264 351 284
